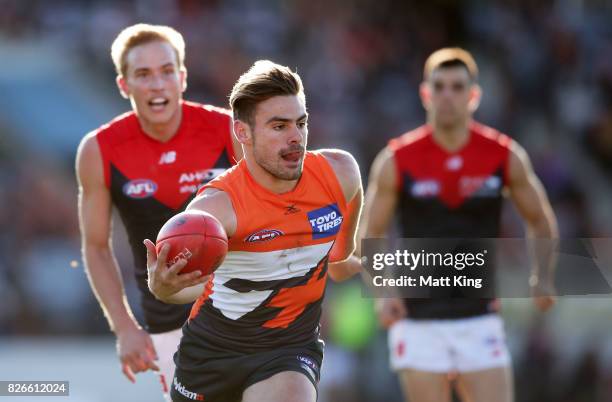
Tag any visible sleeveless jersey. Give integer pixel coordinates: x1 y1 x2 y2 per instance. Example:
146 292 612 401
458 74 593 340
185 151 347 352
95 101 235 333
389 121 511 319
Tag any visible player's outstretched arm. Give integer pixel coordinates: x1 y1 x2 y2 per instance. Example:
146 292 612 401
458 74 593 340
76 133 159 382
507 141 559 311
145 189 236 304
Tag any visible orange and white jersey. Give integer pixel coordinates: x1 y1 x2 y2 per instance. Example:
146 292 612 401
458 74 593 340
185 151 347 351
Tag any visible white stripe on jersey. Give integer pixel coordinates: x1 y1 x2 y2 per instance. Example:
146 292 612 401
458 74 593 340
210 241 334 320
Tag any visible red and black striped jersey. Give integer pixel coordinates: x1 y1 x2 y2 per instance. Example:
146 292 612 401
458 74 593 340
95 100 236 333
389 121 511 319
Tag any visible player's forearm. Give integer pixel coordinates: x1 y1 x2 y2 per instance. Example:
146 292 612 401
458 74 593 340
328 255 362 282
526 213 559 287
83 246 139 333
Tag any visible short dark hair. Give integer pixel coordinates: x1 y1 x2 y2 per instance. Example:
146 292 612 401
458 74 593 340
423 47 479 82
229 60 304 126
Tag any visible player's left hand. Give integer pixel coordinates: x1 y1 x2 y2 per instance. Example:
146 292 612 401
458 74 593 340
144 239 208 302
531 280 557 312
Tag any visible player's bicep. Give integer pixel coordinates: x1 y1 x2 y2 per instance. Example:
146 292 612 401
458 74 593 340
329 185 363 262
361 148 398 238
187 189 237 237
76 134 112 249
507 143 556 229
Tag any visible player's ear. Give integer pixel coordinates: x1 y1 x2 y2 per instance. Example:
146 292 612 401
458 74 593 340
180 68 188 93
233 119 252 145
116 75 129 99
468 83 482 113
419 82 431 111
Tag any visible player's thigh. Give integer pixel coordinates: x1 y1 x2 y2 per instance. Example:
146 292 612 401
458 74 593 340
397 369 452 402
455 366 513 402
241 371 316 402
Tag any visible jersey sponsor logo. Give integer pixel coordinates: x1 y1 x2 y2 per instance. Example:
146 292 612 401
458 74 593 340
245 229 284 243
158 150 177 164
460 175 501 197
307 204 343 239
173 378 204 401
179 185 200 194
411 180 440 198
122 179 158 198
179 169 225 184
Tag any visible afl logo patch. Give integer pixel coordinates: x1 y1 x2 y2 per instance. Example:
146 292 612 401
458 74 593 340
308 204 343 239
123 179 158 199
245 229 284 243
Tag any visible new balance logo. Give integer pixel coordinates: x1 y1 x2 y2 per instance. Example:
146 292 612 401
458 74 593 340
159 151 177 164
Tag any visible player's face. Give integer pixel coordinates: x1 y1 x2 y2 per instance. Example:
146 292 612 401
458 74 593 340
425 67 476 128
250 95 308 181
120 41 186 127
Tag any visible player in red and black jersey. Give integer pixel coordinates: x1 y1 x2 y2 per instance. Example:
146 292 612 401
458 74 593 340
361 48 558 402
75 24 241 400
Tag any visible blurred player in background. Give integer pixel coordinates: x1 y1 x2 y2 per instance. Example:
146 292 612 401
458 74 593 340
145 60 363 402
360 48 558 402
76 23 241 400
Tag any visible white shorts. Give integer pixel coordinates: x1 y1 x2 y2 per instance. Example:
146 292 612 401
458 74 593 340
150 327 183 400
388 314 511 373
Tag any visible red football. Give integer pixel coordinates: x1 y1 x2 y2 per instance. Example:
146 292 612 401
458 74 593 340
156 210 228 275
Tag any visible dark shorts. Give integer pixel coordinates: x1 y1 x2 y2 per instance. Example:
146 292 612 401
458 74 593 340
170 336 323 402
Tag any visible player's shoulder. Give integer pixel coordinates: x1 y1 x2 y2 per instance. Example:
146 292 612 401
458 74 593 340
76 130 101 163
88 110 138 149
78 110 133 158
470 120 513 149
388 124 432 152
315 148 358 167
313 149 361 201
313 149 359 176
184 100 231 122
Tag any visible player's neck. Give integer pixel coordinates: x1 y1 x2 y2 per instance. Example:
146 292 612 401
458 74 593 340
138 107 183 143
431 120 471 153
244 155 299 194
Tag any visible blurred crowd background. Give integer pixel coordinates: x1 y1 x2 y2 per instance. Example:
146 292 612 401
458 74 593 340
1 0 611 401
